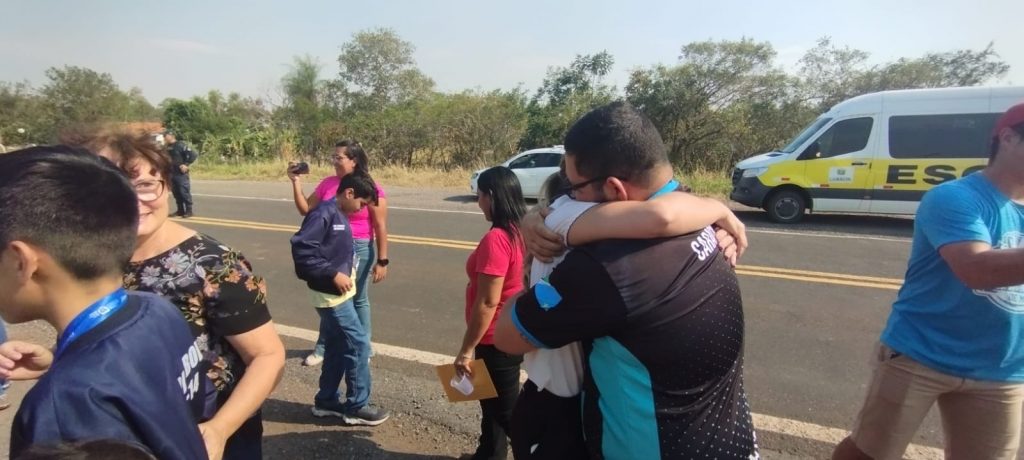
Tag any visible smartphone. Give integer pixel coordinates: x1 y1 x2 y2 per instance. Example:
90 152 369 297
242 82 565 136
289 162 310 175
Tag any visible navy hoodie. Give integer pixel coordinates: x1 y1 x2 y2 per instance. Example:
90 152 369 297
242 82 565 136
10 292 210 459
290 198 356 295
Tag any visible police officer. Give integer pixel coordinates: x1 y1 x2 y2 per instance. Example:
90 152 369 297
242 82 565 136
163 131 197 217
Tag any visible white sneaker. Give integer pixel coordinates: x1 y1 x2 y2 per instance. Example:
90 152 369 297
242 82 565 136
303 353 324 367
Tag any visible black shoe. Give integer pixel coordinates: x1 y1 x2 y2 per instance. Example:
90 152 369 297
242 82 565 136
174 209 185 217
343 405 390 426
183 211 193 218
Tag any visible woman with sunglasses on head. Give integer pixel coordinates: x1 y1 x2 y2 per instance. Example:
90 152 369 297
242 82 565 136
288 140 389 366
72 129 286 460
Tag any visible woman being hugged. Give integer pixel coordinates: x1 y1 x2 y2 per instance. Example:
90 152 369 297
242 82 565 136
455 166 526 460
289 140 388 365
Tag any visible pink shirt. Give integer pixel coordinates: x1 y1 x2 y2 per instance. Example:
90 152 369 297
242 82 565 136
465 227 525 345
313 176 387 240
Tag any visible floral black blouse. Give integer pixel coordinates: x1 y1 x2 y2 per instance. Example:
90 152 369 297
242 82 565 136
124 233 272 396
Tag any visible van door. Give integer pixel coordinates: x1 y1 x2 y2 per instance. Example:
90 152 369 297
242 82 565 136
796 116 876 213
868 113 996 214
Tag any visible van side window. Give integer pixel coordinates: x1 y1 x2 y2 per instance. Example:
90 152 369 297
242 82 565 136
799 117 873 160
889 113 1000 159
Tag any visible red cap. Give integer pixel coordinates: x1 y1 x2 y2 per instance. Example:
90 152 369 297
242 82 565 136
994 102 1024 139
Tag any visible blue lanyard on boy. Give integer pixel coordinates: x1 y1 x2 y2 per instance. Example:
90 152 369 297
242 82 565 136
649 179 680 200
55 288 128 358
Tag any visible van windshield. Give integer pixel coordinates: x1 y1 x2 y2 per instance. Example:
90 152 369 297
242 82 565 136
779 117 832 153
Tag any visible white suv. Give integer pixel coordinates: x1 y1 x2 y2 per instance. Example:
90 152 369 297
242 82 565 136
470 146 565 199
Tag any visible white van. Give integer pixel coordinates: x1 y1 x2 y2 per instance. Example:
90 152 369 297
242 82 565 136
730 86 1024 223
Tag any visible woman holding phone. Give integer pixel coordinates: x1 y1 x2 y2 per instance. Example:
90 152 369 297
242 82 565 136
288 141 389 365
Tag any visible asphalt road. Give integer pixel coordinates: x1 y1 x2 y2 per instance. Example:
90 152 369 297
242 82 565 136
183 179 939 458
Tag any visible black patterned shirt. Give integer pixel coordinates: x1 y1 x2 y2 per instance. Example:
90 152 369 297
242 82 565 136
124 233 272 397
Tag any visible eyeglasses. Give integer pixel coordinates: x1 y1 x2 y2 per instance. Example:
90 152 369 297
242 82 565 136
567 175 610 199
134 180 165 202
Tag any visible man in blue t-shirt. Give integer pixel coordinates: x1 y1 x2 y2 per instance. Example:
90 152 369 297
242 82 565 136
834 103 1024 460
0 147 208 459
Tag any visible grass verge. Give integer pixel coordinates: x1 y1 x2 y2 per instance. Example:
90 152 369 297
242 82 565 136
192 160 732 198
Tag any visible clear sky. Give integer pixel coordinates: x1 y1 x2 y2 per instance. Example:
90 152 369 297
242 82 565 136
1 0 1020 104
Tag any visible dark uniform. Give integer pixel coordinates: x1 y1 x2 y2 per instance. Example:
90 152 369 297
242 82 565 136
512 224 759 460
167 140 197 217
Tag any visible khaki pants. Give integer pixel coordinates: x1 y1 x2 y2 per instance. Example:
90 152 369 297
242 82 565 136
850 343 1024 460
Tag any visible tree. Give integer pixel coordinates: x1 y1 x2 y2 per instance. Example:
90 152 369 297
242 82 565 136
279 55 335 160
520 52 616 149
429 89 529 167
926 43 1009 86
0 81 48 144
337 28 435 110
799 38 1010 110
38 66 159 139
627 38 795 170
797 37 870 109
162 90 274 161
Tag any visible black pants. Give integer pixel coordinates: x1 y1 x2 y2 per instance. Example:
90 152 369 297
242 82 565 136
473 344 522 460
511 380 587 460
222 411 263 460
171 174 193 213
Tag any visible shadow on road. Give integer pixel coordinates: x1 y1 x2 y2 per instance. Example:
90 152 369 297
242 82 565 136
264 429 454 459
285 348 311 361
443 195 476 204
263 397 322 426
445 193 537 204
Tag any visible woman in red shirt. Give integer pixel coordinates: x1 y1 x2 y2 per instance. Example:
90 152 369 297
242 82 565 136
455 166 526 460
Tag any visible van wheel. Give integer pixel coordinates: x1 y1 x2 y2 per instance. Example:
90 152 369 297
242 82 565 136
766 190 806 224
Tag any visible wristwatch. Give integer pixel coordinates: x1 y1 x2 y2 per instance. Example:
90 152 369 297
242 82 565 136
376 258 390 267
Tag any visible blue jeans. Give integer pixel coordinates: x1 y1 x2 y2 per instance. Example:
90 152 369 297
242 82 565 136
314 238 374 356
314 300 371 410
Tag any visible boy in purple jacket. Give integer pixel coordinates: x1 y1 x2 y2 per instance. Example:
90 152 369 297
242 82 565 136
290 171 390 426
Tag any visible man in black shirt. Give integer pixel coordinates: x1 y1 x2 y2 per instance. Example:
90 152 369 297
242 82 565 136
495 102 759 459
163 131 197 217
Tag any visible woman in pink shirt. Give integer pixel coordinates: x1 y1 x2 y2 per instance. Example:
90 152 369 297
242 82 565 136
288 140 389 365
455 166 525 460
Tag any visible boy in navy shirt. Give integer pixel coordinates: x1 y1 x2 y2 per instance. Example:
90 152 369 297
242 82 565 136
0 146 209 459
291 172 390 426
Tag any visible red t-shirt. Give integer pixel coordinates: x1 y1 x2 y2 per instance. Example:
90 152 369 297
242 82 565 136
465 227 525 345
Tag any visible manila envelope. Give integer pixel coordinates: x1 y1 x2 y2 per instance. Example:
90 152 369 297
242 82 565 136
435 359 498 402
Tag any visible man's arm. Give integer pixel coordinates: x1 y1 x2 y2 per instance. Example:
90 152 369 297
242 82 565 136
567 192 747 258
939 243 1024 289
915 183 1024 290
493 292 536 355
494 250 625 355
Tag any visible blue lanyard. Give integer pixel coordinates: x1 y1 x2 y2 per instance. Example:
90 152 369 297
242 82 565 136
55 288 128 358
649 179 680 199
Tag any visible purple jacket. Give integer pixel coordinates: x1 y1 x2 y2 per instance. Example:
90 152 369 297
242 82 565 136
290 198 356 295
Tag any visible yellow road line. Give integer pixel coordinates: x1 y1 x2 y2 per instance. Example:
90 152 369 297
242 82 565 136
741 264 903 285
184 216 479 247
734 270 900 291
176 216 904 290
